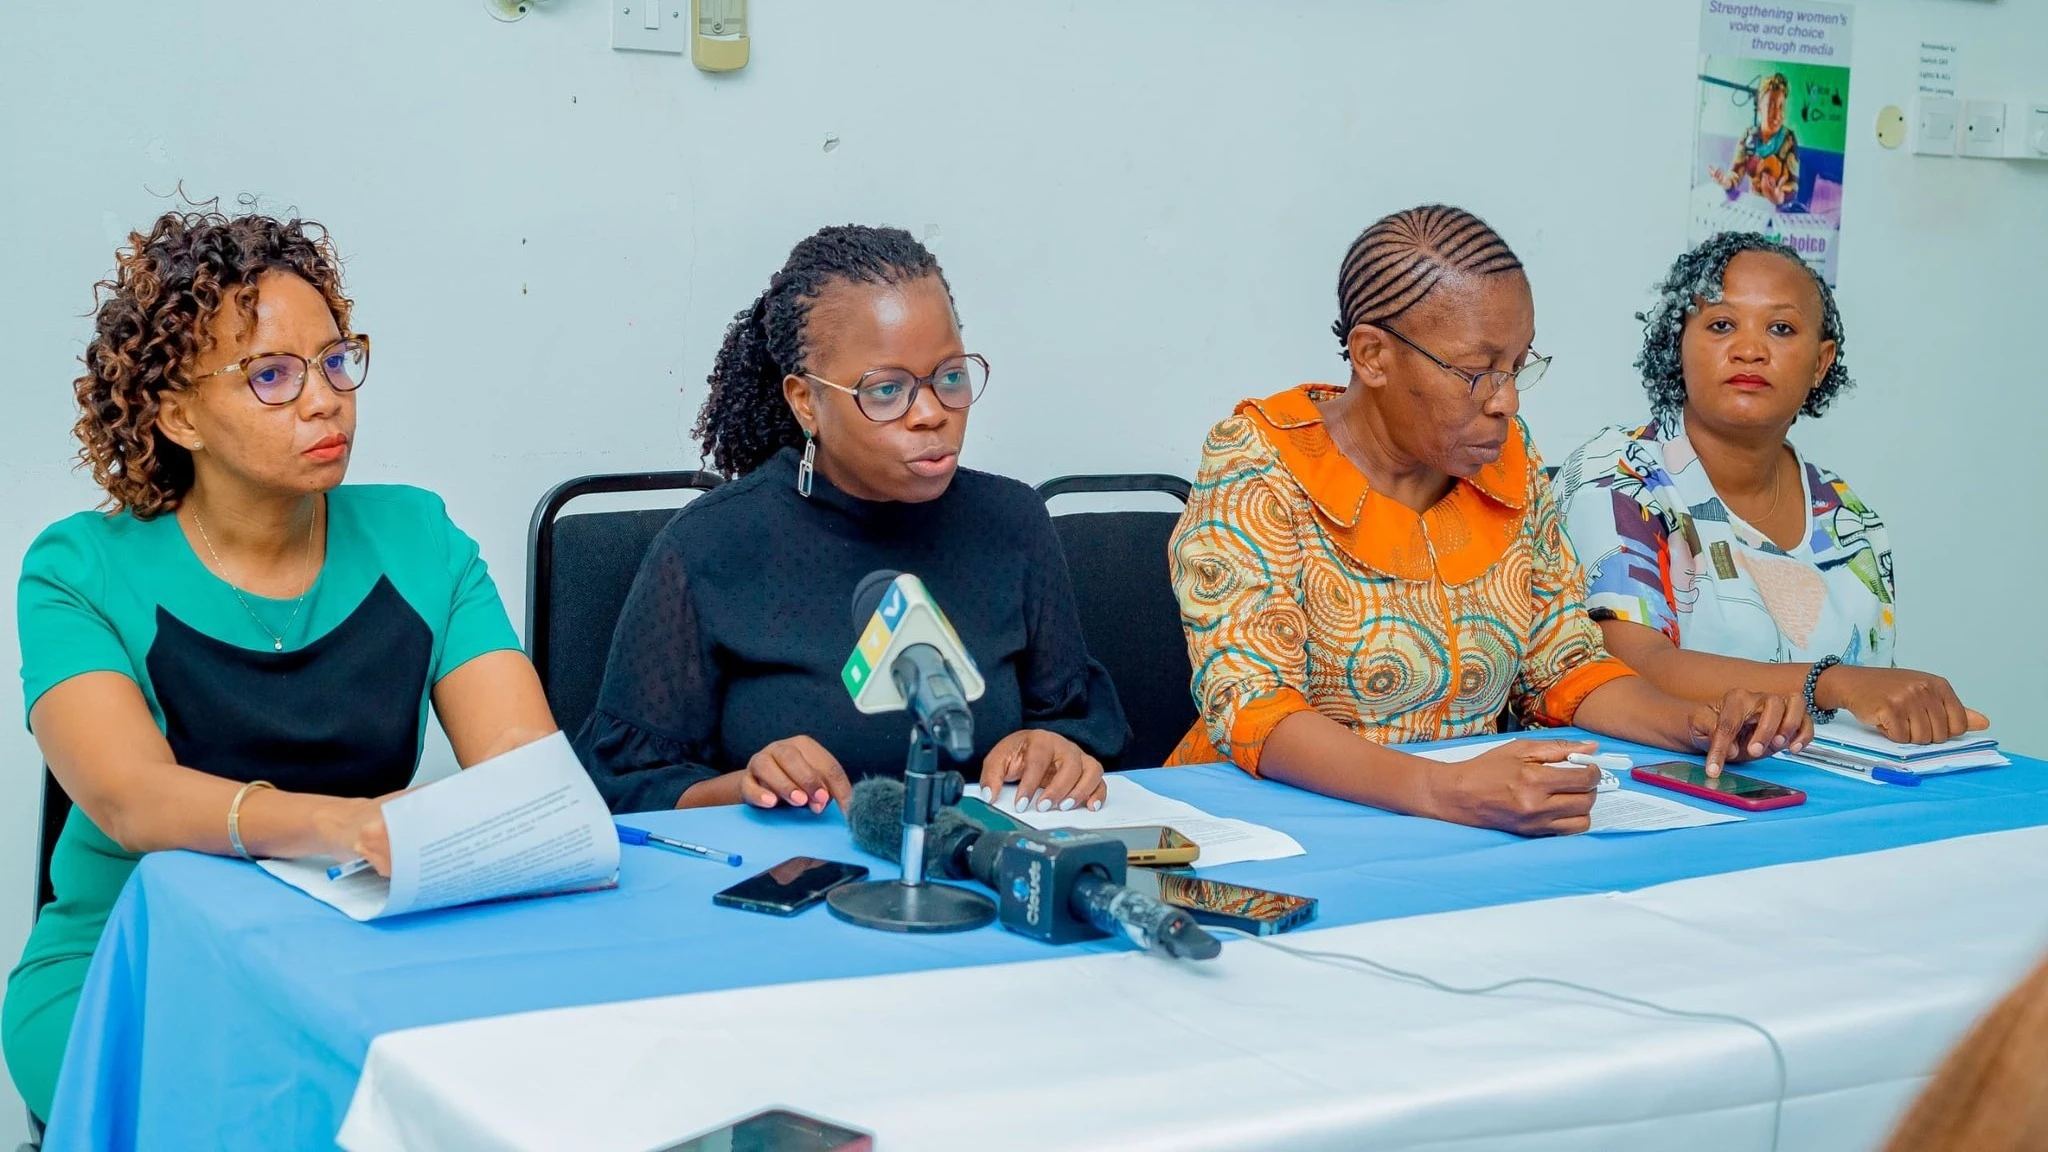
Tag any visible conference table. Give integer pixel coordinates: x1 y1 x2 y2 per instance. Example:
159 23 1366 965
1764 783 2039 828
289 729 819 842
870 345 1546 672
40 730 2048 1152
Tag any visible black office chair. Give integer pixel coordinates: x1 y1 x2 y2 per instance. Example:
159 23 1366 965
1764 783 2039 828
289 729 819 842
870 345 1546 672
1035 474 1197 770
18 770 67 1148
34 768 68 916
526 471 723 738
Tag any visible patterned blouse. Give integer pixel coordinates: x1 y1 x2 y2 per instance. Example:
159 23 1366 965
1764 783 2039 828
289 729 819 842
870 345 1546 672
1164 384 1635 774
1552 414 1894 667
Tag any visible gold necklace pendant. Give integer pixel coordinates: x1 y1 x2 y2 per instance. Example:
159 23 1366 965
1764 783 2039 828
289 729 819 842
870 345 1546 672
190 503 319 653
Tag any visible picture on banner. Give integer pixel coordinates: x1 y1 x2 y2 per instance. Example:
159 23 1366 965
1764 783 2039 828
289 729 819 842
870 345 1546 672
1691 1 1852 285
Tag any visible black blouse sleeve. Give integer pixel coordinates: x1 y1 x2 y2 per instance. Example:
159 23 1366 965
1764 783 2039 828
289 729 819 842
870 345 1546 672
571 529 724 813
1017 503 1132 767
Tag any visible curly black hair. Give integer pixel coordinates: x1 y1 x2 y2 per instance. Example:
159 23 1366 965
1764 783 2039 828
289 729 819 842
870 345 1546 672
1635 231 1851 419
73 208 352 518
694 225 954 477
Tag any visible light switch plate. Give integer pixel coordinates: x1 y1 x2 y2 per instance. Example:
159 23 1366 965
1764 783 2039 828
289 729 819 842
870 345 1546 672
1961 99 2006 158
613 1 686 53
1913 95 1959 156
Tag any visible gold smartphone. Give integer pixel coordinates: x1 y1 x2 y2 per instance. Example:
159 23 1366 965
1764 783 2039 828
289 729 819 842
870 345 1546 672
1097 824 1200 867
953 799 1201 866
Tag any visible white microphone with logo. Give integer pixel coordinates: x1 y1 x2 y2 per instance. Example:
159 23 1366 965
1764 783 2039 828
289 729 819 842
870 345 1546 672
827 570 1000 933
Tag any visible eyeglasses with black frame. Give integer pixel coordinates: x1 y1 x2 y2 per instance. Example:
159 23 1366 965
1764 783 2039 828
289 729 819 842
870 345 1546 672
803 353 989 423
188 335 371 406
1371 324 1549 402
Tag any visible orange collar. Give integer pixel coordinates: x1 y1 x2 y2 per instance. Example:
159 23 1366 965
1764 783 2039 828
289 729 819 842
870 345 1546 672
1237 384 1532 584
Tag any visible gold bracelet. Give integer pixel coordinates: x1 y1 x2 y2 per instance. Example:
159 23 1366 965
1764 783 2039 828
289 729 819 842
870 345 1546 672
228 780 275 860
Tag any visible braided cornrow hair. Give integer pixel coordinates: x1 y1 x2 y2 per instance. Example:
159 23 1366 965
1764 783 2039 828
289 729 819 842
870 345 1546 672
694 224 954 477
1331 204 1524 355
1635 231 1851 419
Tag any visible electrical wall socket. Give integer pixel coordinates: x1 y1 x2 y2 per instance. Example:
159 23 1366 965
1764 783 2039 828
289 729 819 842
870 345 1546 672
1961 99 2006 158
1914 95 1959 156
613 1 686 53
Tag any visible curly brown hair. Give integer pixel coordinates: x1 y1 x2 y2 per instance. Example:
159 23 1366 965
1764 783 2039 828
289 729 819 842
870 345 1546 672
75 209 353 518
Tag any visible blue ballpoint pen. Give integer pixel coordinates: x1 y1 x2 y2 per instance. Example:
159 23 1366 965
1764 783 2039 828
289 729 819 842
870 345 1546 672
1870 766 1923 787
616 824 743 866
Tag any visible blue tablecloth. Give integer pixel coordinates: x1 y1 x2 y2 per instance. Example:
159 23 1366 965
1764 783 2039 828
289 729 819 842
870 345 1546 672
43 732 2048 1151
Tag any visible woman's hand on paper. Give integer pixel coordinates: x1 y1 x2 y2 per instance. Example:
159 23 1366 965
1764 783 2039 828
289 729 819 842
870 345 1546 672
738 735 854 814
979 729 1106 814
1816 666 1989 746
316 795 396 877
1427 738 1601 837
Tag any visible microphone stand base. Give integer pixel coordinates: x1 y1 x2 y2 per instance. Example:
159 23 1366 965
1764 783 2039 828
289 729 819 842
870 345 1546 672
827 880 996 934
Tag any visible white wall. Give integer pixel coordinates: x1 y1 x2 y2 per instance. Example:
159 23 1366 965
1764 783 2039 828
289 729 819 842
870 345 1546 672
2 0 2043 1136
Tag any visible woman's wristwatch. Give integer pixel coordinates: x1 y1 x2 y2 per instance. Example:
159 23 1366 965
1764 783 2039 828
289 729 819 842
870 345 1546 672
1803 656 1842 723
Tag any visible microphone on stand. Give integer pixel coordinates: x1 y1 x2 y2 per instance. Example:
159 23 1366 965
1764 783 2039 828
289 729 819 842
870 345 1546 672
827 571 997 934
846 778 1222 961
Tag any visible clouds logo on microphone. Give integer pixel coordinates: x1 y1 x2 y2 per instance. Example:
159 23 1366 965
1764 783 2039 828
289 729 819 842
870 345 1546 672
1023 860 1044 927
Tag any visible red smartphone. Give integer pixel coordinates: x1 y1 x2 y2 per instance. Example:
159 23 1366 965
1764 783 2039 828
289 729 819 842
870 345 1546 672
1631 761 1806 811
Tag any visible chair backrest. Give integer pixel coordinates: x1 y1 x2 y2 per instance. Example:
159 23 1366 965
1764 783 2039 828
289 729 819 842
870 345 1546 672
1036 474 1197 769
35 767 70 916
526 471 723 737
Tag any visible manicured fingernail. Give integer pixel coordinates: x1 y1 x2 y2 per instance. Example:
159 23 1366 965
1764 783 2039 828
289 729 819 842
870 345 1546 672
1090 799 1103 811
1036 798 1052 812
980 786 993 802
790 790 807 805
1060 798 1076 811
1014 798 1029 812
814 789 828 804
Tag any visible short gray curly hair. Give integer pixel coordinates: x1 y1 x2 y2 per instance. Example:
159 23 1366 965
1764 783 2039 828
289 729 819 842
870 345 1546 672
1634 232 1852 419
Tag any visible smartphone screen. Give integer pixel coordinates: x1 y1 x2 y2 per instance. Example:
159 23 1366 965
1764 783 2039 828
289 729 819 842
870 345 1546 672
713 858 868 916
1636 761 1800 799
656 1107 872 1152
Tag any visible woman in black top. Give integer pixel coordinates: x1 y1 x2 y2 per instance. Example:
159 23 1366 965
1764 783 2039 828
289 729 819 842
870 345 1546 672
577 226 1129 815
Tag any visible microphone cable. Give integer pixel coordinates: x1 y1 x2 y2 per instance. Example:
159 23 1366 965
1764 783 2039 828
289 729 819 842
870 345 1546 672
1208 927 1787 1152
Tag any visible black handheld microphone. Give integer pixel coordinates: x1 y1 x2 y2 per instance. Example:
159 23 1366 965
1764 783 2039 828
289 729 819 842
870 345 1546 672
849 570 974 761
848 779 1221 961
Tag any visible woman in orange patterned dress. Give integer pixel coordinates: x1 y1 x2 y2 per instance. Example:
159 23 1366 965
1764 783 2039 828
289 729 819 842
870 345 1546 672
1165 205 1812 836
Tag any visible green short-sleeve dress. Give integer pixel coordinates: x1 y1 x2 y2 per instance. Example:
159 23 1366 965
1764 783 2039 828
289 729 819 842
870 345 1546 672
2 484 521 1121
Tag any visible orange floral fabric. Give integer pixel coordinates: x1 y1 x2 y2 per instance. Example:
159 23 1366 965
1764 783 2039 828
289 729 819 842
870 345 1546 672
1166 384 1634 775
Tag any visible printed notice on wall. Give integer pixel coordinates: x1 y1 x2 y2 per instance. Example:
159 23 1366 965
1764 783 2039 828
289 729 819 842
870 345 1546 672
1917 42 1958 98
1691 1 1853 285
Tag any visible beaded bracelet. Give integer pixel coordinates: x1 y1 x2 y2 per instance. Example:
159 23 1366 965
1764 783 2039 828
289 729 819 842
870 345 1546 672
1803 656 1842 724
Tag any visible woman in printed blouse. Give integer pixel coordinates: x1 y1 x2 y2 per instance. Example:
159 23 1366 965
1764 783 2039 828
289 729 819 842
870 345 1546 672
1165 205 1811 836
1554 233 1986 745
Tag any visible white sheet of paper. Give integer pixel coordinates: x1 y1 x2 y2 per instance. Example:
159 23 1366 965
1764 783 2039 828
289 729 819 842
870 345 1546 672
1584 788 1741 834
983 775 1304 867
258 731 620 921
1409 739 1738 834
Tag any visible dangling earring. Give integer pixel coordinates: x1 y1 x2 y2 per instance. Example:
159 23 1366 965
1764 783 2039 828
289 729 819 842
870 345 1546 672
797 429 816 498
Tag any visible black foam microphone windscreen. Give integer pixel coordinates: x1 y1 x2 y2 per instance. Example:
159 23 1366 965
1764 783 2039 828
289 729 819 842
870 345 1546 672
849 569 903 633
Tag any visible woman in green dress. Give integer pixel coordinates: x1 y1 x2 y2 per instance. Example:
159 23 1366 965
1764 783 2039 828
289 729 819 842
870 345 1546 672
2 210 559 1122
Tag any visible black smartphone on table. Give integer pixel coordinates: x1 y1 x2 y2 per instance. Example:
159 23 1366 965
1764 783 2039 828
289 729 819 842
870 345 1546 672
655 1106 872 1151
712 857 869 916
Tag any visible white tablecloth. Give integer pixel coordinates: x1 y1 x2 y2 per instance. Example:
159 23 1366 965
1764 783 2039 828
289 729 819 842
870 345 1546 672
339 827 2048 1152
